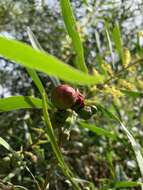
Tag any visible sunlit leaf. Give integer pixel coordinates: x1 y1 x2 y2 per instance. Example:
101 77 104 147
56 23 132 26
105 21 115 68
112 23 123 63
60 0 88 73
97 104 143 179
27 27 60 87
79 122 116 139
0 137 40 189
0 37 103 85
121 89 143 98
0 96 43 112
114 181 142 188
0 137 14 152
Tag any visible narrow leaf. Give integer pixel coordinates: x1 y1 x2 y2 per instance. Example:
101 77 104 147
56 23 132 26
0 137 14 152
105 21 115 68
121 89 143 98
27 27 43 50
112 23 123 63
95 30 102 53
13 185 29 190
60 0 88 73
0 96 43 112
0 137 41 190
26 68 45 95
97 105 143 179
0 37 103 85
114 181 141 188
27 27 60 87
79 122 116 139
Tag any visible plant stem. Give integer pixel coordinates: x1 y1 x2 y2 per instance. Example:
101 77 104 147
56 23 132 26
104 58 143 85
41 159 57 190
42 92 81 190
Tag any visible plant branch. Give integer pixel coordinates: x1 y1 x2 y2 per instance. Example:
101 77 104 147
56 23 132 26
104 58 143 86
42 92 81 190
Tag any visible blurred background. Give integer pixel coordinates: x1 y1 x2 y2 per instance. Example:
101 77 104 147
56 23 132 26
0 0 143 189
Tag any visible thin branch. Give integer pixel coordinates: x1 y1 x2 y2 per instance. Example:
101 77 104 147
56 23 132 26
104 58 143 86
41 159 57 190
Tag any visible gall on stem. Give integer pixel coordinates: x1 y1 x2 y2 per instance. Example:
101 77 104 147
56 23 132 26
51 84 97 120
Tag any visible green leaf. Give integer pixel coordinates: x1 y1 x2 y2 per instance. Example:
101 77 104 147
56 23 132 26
95 30 102 54
26 68 45 95
97 104 143 180
27 27 43 51
0 37 103 85
27 27 60 87
82 0 88 5
0 96 43 112
60 0 88 73
0 137 14 152
0 137 41 190
112 23 123 63
121 89 143 98
79 122 116 139
105 21 115 68
13 185 29 190
114 181 141 188
96 54 107 76
26 29 81 189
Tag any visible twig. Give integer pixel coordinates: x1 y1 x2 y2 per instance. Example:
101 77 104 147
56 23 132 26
29 132 46 149
41 110 70 190
41 159 57 190
103 58 143 86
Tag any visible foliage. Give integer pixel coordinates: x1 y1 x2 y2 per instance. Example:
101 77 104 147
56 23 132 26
0 0 143 190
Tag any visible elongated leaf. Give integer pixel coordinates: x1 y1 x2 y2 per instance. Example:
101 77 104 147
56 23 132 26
0 137 14 152
79 122 116 139
0 137 41 190
0 96 43 112
95 30 102 53
27 30 80 189
82 0 88 5
121 89 143 98
97 104 143 179
60 0 88 73
27 27 43 50
0 37 103 85
27 27 60 87
26 68 45 95
73 177 95 190
114 181 141 188
112 23 123 63
105 21 115 68
13 185 29 190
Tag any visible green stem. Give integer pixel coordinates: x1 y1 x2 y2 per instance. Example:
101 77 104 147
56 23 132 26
104 58 143 85
41 159 57 190
42 92 81 190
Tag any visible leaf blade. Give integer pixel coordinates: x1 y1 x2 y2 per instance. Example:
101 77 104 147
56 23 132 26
60 0 88 73
0 137 14 152
97 104 143 179
0 37 103 85
114 181 141 188
79 122 116 139
121 89 143 98
27 27 60 87
0 96 43 112
112 23 123 63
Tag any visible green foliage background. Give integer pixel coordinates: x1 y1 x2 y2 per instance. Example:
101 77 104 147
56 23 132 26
0 0 143 189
